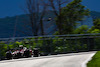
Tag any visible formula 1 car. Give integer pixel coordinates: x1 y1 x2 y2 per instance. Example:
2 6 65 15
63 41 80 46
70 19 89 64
6 46 33 59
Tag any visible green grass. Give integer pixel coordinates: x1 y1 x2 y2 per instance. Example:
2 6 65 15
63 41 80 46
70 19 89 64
87 51 100 67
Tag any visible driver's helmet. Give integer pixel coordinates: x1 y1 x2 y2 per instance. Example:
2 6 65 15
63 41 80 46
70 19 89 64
19 45 23 47
23 47 27 51
19 45 23 49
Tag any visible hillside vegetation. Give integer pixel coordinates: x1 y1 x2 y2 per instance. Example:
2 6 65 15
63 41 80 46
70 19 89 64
0 11 99 38
87 51 100 67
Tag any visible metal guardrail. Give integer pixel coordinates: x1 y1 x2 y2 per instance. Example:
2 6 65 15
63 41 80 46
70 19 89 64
0 33 100 41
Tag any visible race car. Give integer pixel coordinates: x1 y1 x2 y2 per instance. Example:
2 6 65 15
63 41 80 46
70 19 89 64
6 45 33 59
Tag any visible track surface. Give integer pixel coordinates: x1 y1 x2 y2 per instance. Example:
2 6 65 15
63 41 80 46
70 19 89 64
0 52 96 67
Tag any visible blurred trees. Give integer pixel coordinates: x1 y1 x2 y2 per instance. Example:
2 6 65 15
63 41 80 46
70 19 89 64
93 18 100 29
0 42 7 59
22 0 90 35
73 25 88 34
88 18 100 33
55 0 90 34
47 0 69 35
22 0 48 36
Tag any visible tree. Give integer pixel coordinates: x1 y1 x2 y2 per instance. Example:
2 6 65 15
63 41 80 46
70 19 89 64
56 0 90 34
0 42 7 59
47 0 70 35
21 0 47 36
88 18 100 33
73 25 88 34
90 29 100 33
93 18 100 29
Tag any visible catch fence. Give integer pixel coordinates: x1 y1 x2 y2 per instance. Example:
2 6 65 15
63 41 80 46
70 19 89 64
0 33 100 57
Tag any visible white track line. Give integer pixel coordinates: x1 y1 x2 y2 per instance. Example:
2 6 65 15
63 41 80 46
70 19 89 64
81 52 96 67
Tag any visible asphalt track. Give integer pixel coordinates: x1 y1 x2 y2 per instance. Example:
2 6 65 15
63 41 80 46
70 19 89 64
0 52 96 67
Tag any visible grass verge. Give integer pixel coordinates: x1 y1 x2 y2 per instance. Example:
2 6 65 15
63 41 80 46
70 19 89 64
87 51 100 67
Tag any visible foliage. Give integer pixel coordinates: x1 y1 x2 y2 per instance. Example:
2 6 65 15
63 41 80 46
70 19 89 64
73 25 88 34
88 18 100 33
0 42 7 58
55 0 90 34
94 38 100 50
87 51 100 67
93 18 100 29
89 29 100 33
